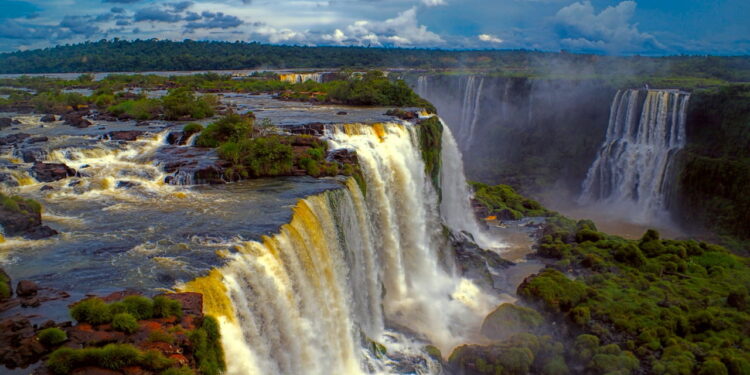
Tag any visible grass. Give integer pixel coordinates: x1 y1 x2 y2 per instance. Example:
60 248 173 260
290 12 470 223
70 295 182 326
37 327 68 347
1 192 42 215
470 182 552 220
47 344 173 375
189 316 225 375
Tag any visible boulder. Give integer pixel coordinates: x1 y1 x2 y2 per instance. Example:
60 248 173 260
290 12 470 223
115 181 139 189
40 115 56 123
480 303 544 341
328 148 358 165
166 132 184 145
0 133 30 146
28 136 49 144
32 162 76 182
16 280 39 297
0 118 11 130
160 292 203 318
0 172 19 187
0 317 46 369
22 148 48 163
25 225 59 240
63 112 92 128
108 131 144 141
336 111 348 115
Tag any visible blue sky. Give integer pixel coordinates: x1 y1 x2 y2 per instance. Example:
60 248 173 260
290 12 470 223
0 0 747 55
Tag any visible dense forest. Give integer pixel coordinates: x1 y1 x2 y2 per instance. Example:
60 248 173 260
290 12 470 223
1 39 750 82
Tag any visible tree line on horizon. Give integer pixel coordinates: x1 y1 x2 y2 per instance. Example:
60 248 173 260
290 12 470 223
0 39 749 82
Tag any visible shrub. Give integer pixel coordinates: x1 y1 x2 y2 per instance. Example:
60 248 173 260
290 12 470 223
47 344 142 374
148 330 176 344
196 114 254 147
37 327 67 347
112 313 139 334
0 271 10 299
698 359 729 375
121 295 154 320
108 99 162 120
70 298 112 325
183 123 204 136
162 88 215 120
153 296 183 319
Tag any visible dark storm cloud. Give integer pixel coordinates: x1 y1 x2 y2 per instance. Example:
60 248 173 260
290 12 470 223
185 12 243 30
133 8 183 22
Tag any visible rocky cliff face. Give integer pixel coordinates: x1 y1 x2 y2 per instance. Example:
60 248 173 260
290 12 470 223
408 75 616 194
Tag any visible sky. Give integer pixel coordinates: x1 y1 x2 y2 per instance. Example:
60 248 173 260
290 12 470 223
0 0 748 55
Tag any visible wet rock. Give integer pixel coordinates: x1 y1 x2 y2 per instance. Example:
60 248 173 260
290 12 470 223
160 292 203 318
0 118 11 129
108 131 144 141
40 114 56 123
32 161 76 182
40 185 54 191
134 121 149 127
25 225 59 240
68 180 81 187
167 131 184 145
28 136 49 144
20 297 41 308
0 172 19 187
63 112 92 128
0 133 31 146
21 148 48 163
337 111 348 115
16 280 39 297
386 109 418 120
452 232 514 290
0 317 46 369
115 181 139 189
287 122 326 136
327 148 358 164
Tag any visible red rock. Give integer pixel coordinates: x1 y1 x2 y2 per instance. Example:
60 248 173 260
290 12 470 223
159 293 202 318
107 131 144 142
16 280 39 297
100 290 140 303
168 354 189 366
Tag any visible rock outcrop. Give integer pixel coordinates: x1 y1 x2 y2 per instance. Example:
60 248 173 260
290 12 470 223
32 162 76 182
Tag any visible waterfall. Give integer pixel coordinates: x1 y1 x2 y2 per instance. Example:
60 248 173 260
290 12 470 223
279 73 325 84
185 121 499 375
579 89 691 222
416 75 428 97
458 76 484 149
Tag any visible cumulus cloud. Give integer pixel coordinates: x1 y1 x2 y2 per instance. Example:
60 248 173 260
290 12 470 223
554 1 664 53
478 34 503 43
421 0 446 6
169 1 194 12
321 7 444 46
60 15 101 36
102 0 140 3
110 7 125 13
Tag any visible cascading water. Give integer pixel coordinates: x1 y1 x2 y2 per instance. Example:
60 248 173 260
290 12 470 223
457 76 484 148
279 73 325 84
579 89 690 222
184 121 500 375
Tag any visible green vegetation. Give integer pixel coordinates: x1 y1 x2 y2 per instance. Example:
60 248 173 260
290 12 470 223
107 97 162 120
470 182 553 220
676 84 750 252
1 192 42 215
195 113 359 181
112 313 139 334
46 344 173 375
0 271 10 300
162 88 216 120
416 116 443 190
279 70 436 111
518 217 750 374
37 327 68 347
449 333 571 375
481 303 544 341
161 367 196 375
189 316 226 375
70 295 182 326
1 40 749 85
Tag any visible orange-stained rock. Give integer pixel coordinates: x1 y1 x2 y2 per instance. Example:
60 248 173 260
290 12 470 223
71 366 123 375
168 354 189 366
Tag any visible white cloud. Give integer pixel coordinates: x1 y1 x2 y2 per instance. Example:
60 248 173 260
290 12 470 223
421 0 446 6
321 7 444 46
554 1 664 53
478 34 503 43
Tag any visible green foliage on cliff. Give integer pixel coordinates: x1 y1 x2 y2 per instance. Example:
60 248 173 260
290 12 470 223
47 344 173 375
162 88 216 120
112 313 139 334
416 116 443 191
70 295 182 326
519 221 750 374
189 316 226 375
676 84 750 248
0 271 10 300
450 333 571 375
219 136 294 179
470 182 552 220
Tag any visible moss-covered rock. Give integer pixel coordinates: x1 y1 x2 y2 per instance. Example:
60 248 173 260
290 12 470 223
416 116 443 191
480 303 544 341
